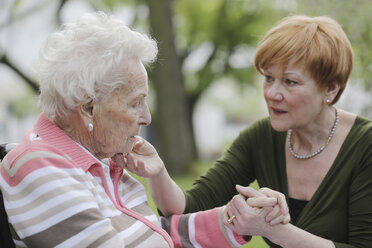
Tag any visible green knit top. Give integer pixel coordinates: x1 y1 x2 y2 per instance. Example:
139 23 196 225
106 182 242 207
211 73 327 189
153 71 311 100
184 116 372 247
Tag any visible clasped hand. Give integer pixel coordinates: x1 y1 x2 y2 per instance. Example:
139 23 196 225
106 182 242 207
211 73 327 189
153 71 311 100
223 185 290 237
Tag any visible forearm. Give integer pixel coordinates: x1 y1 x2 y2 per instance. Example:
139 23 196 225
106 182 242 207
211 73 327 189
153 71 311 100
147 168 186 216
266 223 335 248
161 207 250 248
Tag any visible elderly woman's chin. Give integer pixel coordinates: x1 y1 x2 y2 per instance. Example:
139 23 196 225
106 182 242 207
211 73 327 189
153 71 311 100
95 137 135 159
118 136 137 156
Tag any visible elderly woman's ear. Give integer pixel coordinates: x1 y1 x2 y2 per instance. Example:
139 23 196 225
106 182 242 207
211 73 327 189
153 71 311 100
79 100 95 133
82 100 94 117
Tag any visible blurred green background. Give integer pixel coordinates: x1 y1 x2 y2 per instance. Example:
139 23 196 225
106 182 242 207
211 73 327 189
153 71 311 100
2 1 372 246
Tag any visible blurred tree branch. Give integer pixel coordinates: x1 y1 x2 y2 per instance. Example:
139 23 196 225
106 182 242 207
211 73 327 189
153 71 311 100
56 0 69 25
0 0 71 93
0 54 39 92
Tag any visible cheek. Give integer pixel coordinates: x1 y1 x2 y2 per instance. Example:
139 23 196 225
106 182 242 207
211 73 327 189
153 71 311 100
285 90 310 106
95 109 133 139
112 112 137 139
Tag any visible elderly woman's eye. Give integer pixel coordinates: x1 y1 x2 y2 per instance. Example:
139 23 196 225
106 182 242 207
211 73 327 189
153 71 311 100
132 99 144 108
132 101 140 108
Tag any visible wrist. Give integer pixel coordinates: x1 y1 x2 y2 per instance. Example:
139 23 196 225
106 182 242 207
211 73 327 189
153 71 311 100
147 160 167 181
264 222 291 245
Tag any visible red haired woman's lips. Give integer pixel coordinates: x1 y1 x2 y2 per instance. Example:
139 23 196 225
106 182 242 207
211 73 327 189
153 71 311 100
271 107 288 114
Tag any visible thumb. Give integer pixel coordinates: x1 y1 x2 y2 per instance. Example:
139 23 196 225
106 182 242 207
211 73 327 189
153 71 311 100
132 136 145 151
236 185 265 198
131 136 157 157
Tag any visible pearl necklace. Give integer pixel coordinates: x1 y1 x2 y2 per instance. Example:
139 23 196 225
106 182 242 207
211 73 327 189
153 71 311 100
288 108 339 160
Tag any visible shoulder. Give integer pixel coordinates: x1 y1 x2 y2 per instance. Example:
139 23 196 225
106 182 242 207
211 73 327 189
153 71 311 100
352 114 372 139
239 117 271 136
237 116 282 143
1 133 74 183
338 109 372 140
343 113 372 171
227 117 282 155
6 133 68 164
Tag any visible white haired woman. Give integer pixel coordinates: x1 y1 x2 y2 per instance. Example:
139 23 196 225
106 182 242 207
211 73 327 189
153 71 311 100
0 12 288 248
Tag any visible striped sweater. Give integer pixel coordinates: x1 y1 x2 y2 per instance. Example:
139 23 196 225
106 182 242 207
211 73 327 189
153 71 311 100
0 114 248 248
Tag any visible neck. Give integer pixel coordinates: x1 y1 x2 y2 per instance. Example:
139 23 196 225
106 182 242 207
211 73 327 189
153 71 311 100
288 107 338 159
55 115 114 160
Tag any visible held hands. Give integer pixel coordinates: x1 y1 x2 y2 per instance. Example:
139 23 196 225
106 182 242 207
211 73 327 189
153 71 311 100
223 185 290 237
111 136 165 178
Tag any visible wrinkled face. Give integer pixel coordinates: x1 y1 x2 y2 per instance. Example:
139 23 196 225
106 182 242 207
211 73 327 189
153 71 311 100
263 63 326 132
92 61 151 157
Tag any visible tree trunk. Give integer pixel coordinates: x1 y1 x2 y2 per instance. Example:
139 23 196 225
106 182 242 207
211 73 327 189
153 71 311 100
145 0 196 175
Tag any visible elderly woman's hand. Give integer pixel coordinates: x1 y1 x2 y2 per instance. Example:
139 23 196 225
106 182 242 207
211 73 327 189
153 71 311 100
111 136 165 178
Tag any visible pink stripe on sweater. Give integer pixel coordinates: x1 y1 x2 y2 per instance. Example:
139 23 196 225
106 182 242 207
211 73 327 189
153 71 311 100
195 208 231 248
170 215 182 248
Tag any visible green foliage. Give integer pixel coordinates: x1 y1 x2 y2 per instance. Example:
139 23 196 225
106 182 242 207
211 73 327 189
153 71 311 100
174 0 288 106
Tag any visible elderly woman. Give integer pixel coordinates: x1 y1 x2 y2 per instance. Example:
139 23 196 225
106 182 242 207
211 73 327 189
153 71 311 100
0 12 290 248
138 15 372 247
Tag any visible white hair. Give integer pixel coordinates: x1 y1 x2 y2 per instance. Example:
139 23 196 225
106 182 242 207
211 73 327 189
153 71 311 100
37 11 158 120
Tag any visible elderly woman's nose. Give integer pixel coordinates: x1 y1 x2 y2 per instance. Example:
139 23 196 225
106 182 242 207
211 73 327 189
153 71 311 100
140 104 152 125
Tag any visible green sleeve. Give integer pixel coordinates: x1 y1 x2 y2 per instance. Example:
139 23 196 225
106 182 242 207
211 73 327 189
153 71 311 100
184 118 272 213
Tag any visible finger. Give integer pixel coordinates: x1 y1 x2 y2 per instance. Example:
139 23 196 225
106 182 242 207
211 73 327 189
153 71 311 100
226 208 238 226
277 194 289 215
111 153 126 168
132 136 157 157
125 153 138 172
282 213 291 224
265 204 281 222
131 137 145 152
259 188 289 215
246 197 277 208
135 160 147 175
236 185 265 198
227 214 236 225
229 194 250 218
270 212 290 226
222 206 233 225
